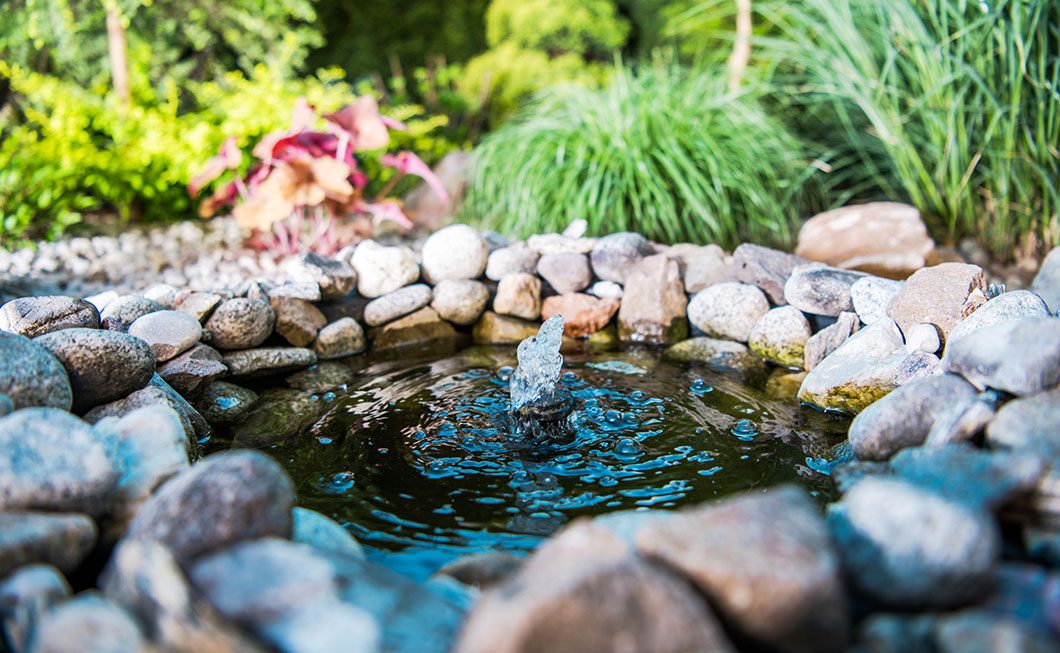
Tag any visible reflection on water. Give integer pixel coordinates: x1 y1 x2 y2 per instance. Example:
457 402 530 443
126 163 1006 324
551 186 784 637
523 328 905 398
212 346 851 580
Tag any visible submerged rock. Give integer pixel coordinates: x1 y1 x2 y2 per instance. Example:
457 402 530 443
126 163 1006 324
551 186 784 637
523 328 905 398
100 294 163 329
223 347 318 378
664 337 770 374
194 380 259 426
369 306 462 351
472 311 541 345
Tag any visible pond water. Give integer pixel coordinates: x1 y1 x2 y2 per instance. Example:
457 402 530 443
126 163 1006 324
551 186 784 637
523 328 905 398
211 345 852 581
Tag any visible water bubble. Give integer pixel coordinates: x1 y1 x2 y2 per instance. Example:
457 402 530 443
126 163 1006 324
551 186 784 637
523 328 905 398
511 470 533 484
604 409 621 424
622 412 637 424
316 436 333 445
337 383 347 391
413 430 427 440
309 395 320 401
461 436 477 448
378 447 389 454
330 471 354 491
598 476 618 487
690 380 713 394
615 438 641 456
731 419 759 439
322 392 336 402
562 371 578 385
630 390 646 402
427 460 448 475
496 366 513 383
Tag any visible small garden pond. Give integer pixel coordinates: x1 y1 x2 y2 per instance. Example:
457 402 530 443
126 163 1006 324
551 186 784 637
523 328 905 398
209 345 853 581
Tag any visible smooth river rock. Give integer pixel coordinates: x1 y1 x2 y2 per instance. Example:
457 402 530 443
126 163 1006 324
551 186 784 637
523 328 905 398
0 512 97 578
203 298 275 350
34 328 155 413
590 231 655 284
493 273 542 321
100 294 164 328
270 296 327 347
420 224 488 284
430 279 490 325
351 240 420 298
0 332 72 410
636 486 848 652
687 282 770 342
156 342 228 398
783 265 866 316
313 317 366 359
0 408 119 516
943 290 1051 355
942 316 1060 395
748 306 812 368
0 295 100 337
986 388 1060 462
223 347 318 378
30 593 145 653
127 309 203 362
364 284 432 327
797 319 905 414
828 477 999 608
485 245 539 281
82 373 208 444
848 374 979 461
730 243 807 305
124 450 295 564
851 276 904 325
536 252 593 294
285 252 357 301
664 337 770 374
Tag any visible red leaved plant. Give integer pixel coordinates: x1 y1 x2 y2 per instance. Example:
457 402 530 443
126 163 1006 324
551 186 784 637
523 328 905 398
192 96 448 255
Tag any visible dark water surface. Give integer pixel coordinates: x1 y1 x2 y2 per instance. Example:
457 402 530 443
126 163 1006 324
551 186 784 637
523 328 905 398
212 345 852 581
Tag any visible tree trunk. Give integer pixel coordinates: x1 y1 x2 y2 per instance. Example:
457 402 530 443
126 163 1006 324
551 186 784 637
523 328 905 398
105 7 131 105
728 0 752 90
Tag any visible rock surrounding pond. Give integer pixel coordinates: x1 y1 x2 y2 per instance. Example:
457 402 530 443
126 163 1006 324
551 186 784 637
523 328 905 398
1 213 1059 651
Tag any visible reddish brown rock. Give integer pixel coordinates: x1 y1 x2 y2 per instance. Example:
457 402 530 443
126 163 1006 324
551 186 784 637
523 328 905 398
541 293 620 338
885 263 985 346
796 202 935 279
456 521 734 653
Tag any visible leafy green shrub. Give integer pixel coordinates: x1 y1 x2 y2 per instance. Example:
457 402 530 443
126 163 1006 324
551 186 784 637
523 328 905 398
753 0 1060 260
0 63 460 245
457 0 630 126
463 64 827 247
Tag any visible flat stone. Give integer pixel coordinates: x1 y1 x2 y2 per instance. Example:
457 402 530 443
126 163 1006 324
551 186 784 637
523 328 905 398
618 254 688 344
101 294 164 328
485 245 539 281
175 291 222 323
156 343 228 398
944 290 1051 354
91 406 190 540
784 264 866 316
527 232 595 255
0 331 72 410
312 317 366 359
797 319 905 414
889 445 1045 512
223 347 317 378
886 262 985 346
292 507 364 559
100 539 267 653
285 252 357 301
748 305 812 368
431 279 490 325
270 296 326 347
0 408 119 516
363 283 432 327
127 310 203 362
1031 246 1060 313
0 295 99 337
33 328 156 413
142 283 181 308
457 521 734 653
125 450 294 564
284 361 356 393
421 224 488 284
828 477 999 608
351 239 420 298
796 202 934 278
636 486 848 652
83 373 208 445
987 388 1060 461
541 293 620 338
848 374 979 461
590 232 655 284
688 282 770 342
31 593 145 653
369 306 461 350
203 298 275 350
493 273 542 321
193 380 259 426
942 316 1060 395
730 243 808 305
472 311 540 345
267 281 322 301
851 276 904 325
669 244 730 293
536 252 592 294
0 564 72 653
0 512 97 577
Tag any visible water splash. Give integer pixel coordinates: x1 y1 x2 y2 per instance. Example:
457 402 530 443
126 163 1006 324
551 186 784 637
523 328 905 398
510 314 566 411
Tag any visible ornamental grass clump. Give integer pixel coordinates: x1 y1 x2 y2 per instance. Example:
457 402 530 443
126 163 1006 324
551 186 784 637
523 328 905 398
462 64 826 248
755 0 1060 261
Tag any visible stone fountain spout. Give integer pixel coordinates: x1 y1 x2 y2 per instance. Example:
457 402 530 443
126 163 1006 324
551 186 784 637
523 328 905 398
509 314 575 444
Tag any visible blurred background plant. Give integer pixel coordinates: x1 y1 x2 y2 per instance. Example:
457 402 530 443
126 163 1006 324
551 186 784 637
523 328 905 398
0 0 1056 262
